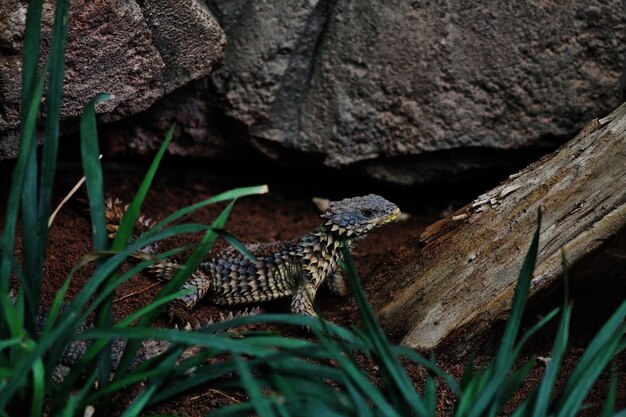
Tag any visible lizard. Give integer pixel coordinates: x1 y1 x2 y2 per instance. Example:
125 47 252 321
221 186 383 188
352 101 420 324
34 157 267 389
13 194 400 379
107 194 401 319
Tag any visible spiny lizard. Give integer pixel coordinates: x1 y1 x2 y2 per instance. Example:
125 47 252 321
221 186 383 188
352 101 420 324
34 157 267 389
21 194 400 378
109 194 401 319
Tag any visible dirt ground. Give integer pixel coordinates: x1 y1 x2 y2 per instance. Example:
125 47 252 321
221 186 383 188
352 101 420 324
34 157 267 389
2 158 625 416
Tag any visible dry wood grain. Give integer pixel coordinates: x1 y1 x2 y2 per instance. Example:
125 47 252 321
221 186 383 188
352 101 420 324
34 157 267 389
370 103 626 354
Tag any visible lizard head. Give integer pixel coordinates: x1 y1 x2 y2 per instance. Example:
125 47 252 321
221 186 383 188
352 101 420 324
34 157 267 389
321 194 401 237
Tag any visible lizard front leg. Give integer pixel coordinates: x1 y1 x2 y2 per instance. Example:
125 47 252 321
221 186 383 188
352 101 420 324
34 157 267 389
290 282 317 317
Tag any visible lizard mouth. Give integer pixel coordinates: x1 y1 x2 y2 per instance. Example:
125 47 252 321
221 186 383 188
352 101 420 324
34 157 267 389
381 208 401 224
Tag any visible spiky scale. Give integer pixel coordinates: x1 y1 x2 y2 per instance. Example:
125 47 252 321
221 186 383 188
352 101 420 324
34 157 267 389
107 194 400 319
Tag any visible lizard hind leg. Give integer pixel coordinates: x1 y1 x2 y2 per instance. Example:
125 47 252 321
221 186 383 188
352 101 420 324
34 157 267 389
144 256 183 282
325 271 350 296
168 270 213 320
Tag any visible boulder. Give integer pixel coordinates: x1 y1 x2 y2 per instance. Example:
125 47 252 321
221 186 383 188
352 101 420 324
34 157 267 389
3 0 624 186
209 0 625 182
0 0 226 159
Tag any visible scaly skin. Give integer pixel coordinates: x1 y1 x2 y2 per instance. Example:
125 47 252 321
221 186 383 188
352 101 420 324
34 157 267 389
136 194 401 318
17 195 400 378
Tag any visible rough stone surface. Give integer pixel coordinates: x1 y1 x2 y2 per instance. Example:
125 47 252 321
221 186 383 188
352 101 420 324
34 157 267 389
0 0 226 159
105 78 247 160
206 0 626 179
105 0 330 159
2 1 624 184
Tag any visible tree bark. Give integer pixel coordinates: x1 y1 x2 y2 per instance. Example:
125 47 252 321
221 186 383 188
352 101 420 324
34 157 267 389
370 102 626 354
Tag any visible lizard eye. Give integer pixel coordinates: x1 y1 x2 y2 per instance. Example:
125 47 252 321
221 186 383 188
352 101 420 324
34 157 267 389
361 208 375 217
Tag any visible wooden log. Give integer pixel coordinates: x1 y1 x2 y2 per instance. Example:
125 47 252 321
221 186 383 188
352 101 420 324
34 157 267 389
370 102 626 354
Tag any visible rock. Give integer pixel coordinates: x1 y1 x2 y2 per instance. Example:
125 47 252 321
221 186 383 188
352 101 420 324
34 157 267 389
0 0 226 159
4 1 623 186
104 78 245 160
206 0 626 182
105 0 330 159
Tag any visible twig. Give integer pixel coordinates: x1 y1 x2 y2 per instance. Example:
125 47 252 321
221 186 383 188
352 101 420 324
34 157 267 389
190 388 241 404
48 154 103 227
113 282 160 303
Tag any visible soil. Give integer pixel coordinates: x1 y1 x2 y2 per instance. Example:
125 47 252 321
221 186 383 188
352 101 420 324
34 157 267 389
1 158 625 416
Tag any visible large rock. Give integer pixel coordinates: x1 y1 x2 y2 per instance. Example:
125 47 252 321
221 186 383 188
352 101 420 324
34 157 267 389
105 0 330 160
207 0 625 183
0 0 225 159
4 1 623 185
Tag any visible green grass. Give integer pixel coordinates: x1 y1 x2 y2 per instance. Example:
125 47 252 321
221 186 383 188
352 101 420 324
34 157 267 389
0 2 624 416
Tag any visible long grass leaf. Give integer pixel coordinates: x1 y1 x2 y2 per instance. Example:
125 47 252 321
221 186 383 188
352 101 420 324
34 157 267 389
20 2 43 103
213 229 257 262
424 374 437 417
530 253 573 417
466 210 541 417
1 0 45 340
111 201 234 379
556 299 626 406
111 124 175 251
21 148 38 336
60 372 97 417
600 364 618 417
494 358 535 414
0 244 26 338
0 311 80 409
120 385 159 417
314 324 400 417
149 345 343 404
29 355 44 417
147 185 269 235
511 308 560 360
92 126 170 405
40 275 73 337
556 329 623 417
31 0 70 338
392 345 459 394
341 243 428 416
80 92 113 391
235 356 276 417
80 93 111 252
530 305 571 417
0 67 47 327
343 375 373 417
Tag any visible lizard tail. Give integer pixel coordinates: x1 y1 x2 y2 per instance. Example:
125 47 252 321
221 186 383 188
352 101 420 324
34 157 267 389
105 196 176 280
104 196 155 241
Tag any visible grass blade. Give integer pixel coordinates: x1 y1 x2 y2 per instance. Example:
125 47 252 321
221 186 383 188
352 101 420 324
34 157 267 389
600 364 618 417
111 124 175 251
21 147 38 336
556 299 626 409
29 355 44 417
235 356 276 417
80 92 113 392
81 93 111 253
530 252 572 417
465 210 541 417
341 243 428 416
142 185 269 239
0 67 47 321
30 0 70 337
213 229 257 262
111 201 234 381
